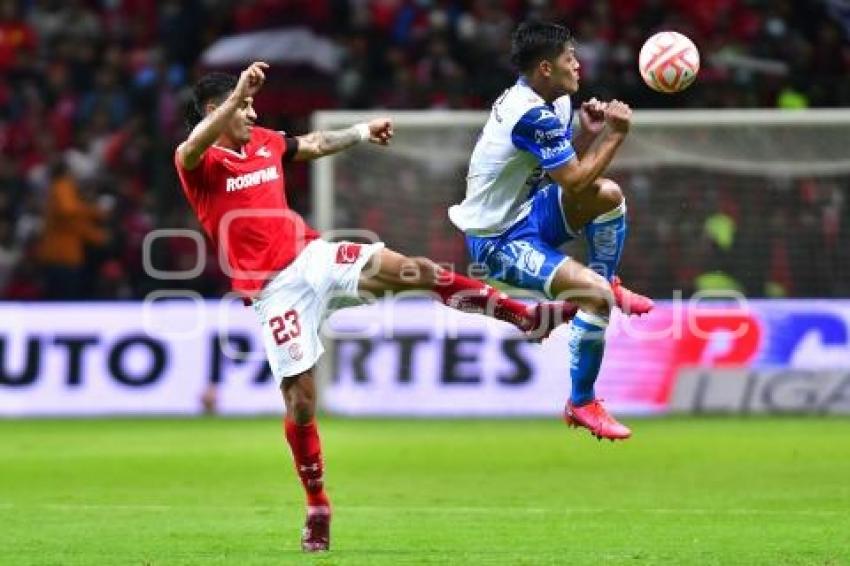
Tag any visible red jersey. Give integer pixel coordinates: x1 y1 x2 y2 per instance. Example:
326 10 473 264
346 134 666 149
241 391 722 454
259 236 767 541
174 127 319 297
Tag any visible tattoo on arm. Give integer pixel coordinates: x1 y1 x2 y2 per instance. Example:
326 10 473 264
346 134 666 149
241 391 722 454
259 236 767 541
307 127 361 156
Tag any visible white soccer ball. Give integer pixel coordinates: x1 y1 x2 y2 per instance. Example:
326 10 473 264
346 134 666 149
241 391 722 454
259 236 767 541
638 31 700 93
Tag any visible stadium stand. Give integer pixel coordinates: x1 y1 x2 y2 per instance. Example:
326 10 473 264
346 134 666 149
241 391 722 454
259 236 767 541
1 0 848 299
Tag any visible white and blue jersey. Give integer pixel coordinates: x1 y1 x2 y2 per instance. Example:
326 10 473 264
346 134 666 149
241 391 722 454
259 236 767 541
450 78 580 297
449 77 576 237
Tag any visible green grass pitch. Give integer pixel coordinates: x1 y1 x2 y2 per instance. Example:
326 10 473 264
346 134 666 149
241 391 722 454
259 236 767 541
1 416 848 565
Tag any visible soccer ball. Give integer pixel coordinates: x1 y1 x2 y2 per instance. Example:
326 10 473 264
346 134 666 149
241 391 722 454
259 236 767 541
638 31 700 93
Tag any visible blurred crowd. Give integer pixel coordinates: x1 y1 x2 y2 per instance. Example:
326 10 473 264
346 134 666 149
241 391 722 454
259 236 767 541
615 172 850 298
1 0 849 300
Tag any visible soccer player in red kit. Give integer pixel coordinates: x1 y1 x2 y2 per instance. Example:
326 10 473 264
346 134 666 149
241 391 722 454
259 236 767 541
175 62 577 552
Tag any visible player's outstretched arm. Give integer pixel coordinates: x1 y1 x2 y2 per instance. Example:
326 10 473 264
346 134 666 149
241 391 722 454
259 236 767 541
548 100 630 195
176 61 269 170
293 118 393 162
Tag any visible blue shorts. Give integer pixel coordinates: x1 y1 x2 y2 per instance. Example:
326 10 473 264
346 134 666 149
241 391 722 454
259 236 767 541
466 183 576 298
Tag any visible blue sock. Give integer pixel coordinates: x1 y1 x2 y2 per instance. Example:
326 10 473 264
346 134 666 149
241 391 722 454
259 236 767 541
567 311 608 406
584 201 627 281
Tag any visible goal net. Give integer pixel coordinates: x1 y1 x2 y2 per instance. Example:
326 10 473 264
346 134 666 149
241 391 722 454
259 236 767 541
312 109 850 298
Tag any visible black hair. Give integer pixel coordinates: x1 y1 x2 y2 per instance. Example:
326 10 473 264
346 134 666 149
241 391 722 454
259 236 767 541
184 72 238 128
510 21 574 73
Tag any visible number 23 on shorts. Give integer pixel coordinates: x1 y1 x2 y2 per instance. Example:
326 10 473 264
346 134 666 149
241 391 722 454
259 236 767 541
270 309 301 345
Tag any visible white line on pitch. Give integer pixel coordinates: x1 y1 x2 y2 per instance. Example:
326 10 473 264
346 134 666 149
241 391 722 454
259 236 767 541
0 503 843 517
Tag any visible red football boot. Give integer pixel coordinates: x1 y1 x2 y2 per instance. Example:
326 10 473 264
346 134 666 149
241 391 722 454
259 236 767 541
565 399 632 441
301 506 331 552
610 276 654 316
524 301 580 341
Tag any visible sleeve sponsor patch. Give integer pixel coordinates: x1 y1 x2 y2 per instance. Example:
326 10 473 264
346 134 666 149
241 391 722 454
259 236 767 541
511 106 576 170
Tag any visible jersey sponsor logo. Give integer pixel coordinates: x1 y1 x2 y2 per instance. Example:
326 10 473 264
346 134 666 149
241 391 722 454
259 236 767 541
256 146 272 158
335 243 362 264
225 166 279 192
534 126 567 144
540 139 573 161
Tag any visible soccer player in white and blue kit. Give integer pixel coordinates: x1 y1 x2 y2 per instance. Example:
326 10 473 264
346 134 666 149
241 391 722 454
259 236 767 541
450 22 654 440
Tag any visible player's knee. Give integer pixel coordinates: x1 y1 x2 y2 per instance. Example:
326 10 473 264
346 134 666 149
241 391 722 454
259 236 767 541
596 178 624 210
288 394 315 424
574 274 613 316
281 380 316 424
291 402 314 424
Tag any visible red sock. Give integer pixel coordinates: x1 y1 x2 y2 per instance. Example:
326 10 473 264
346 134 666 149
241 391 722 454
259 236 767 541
284 418 330 509
432 270 534 331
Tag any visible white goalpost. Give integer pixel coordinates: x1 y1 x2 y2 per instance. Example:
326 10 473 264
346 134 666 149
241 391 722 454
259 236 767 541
313 108 850 235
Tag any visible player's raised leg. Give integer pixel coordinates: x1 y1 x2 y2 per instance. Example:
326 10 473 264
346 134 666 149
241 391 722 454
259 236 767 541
547 259 631 440
280 370 331 552
358 248 577 339
562 178 654 316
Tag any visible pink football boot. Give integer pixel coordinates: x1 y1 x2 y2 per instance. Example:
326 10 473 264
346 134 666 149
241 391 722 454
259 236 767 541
565 399 632 441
